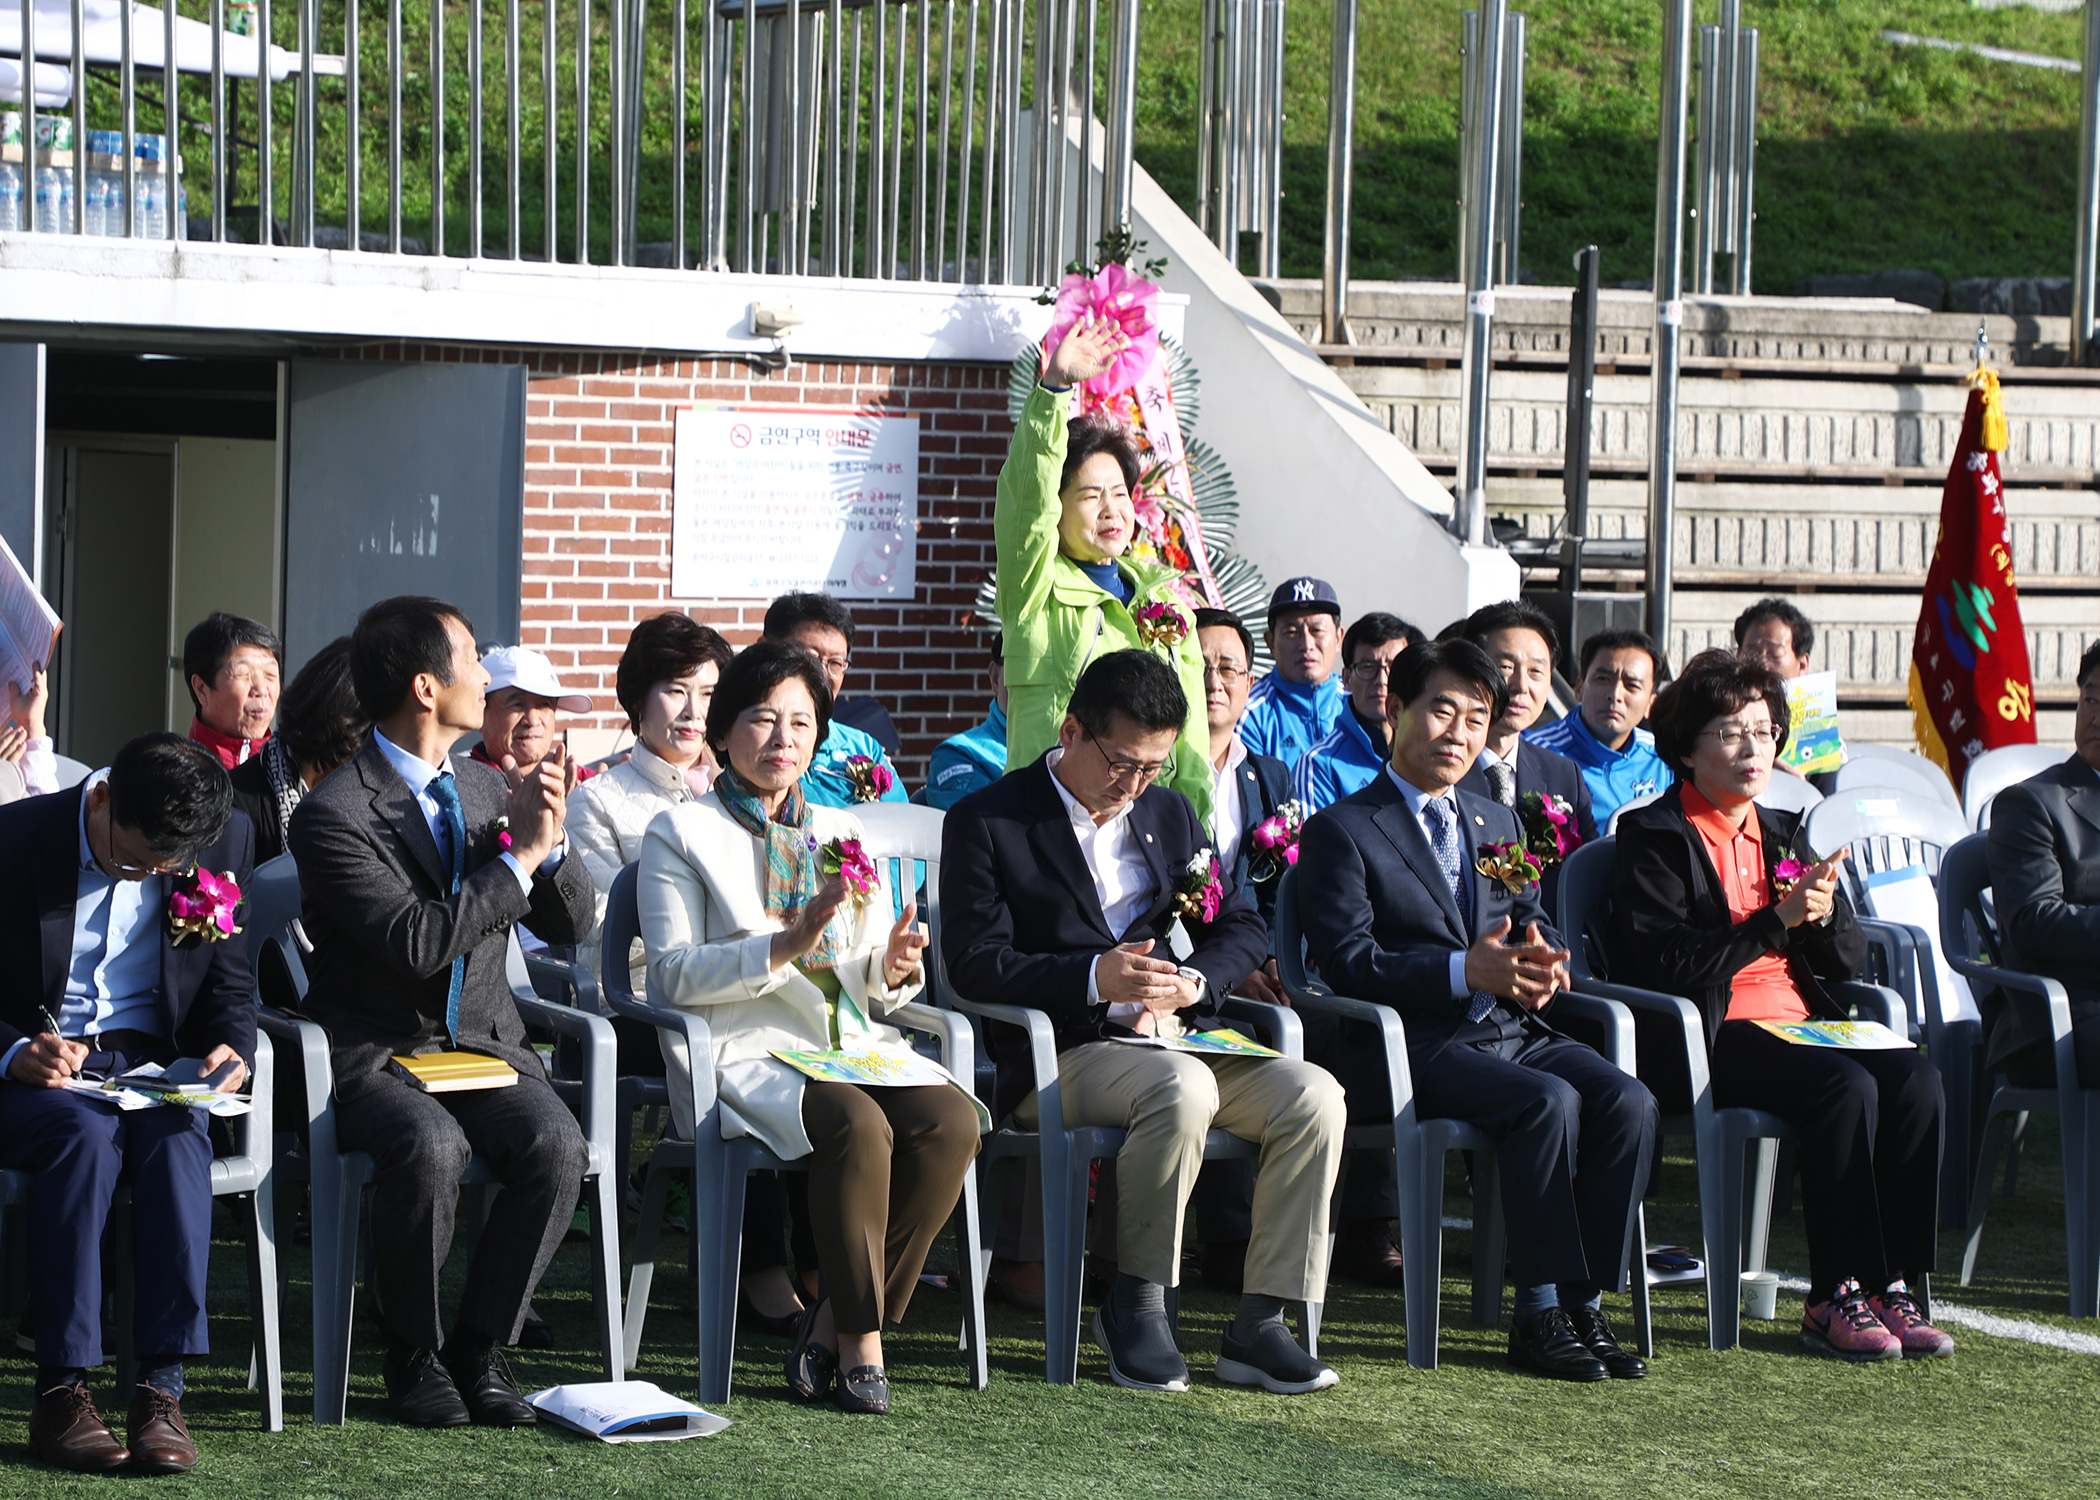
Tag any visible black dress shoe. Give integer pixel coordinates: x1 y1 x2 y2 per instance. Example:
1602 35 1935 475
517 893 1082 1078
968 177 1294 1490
517 1303 557 1349
1566 1305 1647 1379
785 1301 838 1403
739 1288 804 1338
384 1345 472 1428
1332 1221 1407 1289
1508 1308 1610 1382
1091 1286 1189 1393
443 1342 538 1427
834 1365 891 1415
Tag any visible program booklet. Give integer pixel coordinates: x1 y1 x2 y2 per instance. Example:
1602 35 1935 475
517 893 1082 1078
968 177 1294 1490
1777 670 1845 777
1111 1026 1281 1059
0 531 59 706
770 1048 955 1088
526 1380 729 1443
1754 1020 1914 1050
389 1051 520 1092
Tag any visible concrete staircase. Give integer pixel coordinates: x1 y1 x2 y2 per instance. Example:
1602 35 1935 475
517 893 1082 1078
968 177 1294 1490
1256 279 2100 747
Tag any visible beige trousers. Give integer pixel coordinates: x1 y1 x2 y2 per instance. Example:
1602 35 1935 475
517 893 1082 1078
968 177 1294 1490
1016 1043 1346 1301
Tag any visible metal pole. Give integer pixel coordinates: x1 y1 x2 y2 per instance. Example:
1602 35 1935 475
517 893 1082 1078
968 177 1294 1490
1320 0 1357 345
431 0 445 255
1495 11 1524 286
955 0 981 278
121 0 136 238
544 0 556 261
508 0 521 260
1561 244 1600 610
1732 27 1758 295
258 0 272 244
576 0 591 265
70 0 89 236
1712 0 1739 265
1197 0 1217 235
470 0 484 257
1454 0 1505 547
606 0 622 265
1074 0 1094 272
2077 0 2100 362
164 0 179 239
390 0 403 251
1102 0 1138 234
675 0 688 269
1216 0 1240 260
1647 0 1693 650
1457 8 1476 285
210 0 225 243
348 0 362 248
1691 24 1716 295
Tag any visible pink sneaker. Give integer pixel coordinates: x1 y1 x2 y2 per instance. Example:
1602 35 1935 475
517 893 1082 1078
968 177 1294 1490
1867 1282 1955 1358
1801 1279 1902 1362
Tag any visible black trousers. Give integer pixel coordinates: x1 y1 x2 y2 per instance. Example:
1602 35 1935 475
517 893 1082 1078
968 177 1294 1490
335 1071 589 1350
1710 1021 1942 1303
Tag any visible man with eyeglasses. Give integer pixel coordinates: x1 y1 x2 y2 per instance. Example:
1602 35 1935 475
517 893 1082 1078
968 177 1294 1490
1294 613 1421 814
1238 578 1347 768
1526 628 1672 827
762 592 909 809
942 650 1345 1397
0 734 255 1473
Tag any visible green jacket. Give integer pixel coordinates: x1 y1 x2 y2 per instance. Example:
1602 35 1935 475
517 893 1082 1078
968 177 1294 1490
995 384 1213 823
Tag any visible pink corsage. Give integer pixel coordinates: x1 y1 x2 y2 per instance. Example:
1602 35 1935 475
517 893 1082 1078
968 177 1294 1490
495 815 512 851
1517 791 1583 867
1770 854 1809 899
1247 799 1304 883
168 868 243 944
1131 599 1190 650
1172 849 1225 924
819 836 880 906
844 754 894 804
1475 840 1544 896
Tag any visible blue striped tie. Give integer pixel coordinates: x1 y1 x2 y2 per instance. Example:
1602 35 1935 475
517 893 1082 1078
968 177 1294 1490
1426 796 1499 1024
426 772 469 1048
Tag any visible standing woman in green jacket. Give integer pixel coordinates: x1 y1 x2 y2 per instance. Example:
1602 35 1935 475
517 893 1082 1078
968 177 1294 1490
996 315 1214 822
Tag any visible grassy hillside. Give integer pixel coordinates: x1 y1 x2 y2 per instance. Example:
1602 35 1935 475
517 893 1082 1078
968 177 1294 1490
1131 0 2087 293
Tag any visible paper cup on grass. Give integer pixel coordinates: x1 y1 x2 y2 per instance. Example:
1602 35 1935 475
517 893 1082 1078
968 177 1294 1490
1740 1270 1781 1321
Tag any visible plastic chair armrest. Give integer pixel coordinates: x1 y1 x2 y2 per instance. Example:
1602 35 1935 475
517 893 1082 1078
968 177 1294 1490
1279 987 1412 1116
1566 978 1714 1104
1548 991 1636 1074
892 1001 977 1088
513 996 619 1155
1217 996 1304 1059
257 1004 336 1149
524 952 606 1016
603 989 720 1127
945 994 1065 1131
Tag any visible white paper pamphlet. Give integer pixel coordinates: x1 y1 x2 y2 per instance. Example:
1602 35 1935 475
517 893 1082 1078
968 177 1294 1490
526 1380 730 1442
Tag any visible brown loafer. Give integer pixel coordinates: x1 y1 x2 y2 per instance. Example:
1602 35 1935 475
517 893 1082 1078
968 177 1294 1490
27 1382 130 1473
126 1385 199 1474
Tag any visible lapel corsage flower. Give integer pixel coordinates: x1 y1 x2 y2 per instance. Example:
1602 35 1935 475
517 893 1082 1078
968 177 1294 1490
818 836 880 907
169 868 243 944
1517 791 1583 867
1770 850 1810 899
843 754 894 804
1172 848 1225 924
1247 799 1304 884
494 815 512 851
1475 840 1544 897
1131 599 1191 651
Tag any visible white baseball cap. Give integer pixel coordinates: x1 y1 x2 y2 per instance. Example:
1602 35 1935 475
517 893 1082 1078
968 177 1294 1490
480 645 593 713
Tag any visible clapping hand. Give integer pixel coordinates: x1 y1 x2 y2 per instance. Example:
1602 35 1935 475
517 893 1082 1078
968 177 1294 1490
1043 314 1128 390
501 742 576 870
7 663 48 742
1775 849 1849 929
771 876 852 969
882 901 928 988
1464 918 1572 1011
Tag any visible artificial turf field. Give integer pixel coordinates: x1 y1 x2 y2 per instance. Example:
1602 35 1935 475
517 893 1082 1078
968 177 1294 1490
7 1118 2098 1500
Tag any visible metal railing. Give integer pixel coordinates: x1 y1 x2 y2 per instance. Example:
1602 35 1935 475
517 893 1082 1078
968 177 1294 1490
1194 0 1282 277
2 0 1141 285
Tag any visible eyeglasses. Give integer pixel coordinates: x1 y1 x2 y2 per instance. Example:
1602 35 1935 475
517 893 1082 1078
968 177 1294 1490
101 802 185 877
1347 660 1394 682
1202 659 1248 685
1700 725 1781 752
1088 736 1170 787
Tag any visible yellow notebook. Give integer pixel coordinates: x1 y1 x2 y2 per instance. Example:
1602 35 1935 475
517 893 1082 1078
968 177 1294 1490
389 1051 520 1093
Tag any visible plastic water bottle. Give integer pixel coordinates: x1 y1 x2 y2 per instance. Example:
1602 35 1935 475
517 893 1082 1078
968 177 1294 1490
34 162 74 234
136 135 166 241
0 161 22 232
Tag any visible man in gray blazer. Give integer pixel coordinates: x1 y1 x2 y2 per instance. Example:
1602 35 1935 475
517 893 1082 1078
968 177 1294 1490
1986 641 2100 1087
289 596 594 1429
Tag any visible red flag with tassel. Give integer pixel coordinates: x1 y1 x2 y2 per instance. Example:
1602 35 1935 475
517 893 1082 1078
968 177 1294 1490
1907 368 2038 790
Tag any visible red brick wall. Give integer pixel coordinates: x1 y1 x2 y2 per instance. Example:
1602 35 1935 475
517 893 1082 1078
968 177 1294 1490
328 342 1013 782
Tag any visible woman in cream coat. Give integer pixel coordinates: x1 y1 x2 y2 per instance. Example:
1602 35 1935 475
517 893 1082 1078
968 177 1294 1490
639 639 984 1416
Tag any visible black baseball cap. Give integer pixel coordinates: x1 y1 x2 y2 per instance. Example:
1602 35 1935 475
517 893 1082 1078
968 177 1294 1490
1267 577 1342 627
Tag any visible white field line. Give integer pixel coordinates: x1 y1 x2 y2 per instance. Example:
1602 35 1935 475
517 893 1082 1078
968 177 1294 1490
1882 29 2081 72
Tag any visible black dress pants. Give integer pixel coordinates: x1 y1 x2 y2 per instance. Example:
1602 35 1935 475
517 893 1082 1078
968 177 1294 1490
1709 1020 1943 1303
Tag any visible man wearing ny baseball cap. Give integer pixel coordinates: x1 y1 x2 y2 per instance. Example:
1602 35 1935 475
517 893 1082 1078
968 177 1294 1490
468 645 599 785
1237 578 1346 770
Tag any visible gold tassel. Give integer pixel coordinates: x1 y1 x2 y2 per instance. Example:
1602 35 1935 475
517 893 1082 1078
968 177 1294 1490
1968 365 2009 453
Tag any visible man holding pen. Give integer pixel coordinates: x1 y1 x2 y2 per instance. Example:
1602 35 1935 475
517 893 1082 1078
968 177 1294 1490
0 734 256 1473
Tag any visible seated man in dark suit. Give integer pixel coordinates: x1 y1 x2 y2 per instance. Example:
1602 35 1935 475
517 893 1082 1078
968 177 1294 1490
1296 639 1658 1382
1987 640 2100 1087
0 734 255 1473
942 650 1346 1395
289 596 595 1429
1458 599 1600 913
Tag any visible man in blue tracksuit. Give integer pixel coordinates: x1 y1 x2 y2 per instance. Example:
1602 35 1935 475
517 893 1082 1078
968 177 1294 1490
764 592 910 810
924 636 1008 810
1238 578 1347 768
1525 627 1671 827
1293 612 1420 813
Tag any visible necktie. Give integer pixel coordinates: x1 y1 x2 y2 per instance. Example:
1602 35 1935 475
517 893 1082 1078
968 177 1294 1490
425 772 469 1048
1485 760 1517 808
1425 795 1498 1024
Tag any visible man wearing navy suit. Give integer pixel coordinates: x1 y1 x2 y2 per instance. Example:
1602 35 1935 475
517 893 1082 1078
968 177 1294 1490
1297 639 1657 1382
1456 599 1599 914
0 734 255 1472
943 650 1346 1396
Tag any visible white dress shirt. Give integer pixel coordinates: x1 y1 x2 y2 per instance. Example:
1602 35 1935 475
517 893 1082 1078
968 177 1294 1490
374 729 559 894
1385 765 1475 1000
1210 734 1251 876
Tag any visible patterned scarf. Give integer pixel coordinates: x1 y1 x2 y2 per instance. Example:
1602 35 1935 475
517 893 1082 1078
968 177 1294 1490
261 736 305 853
714 767 847 972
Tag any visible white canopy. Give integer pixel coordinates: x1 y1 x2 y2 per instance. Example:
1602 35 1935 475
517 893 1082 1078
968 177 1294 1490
0 56 72 107
1 0 344 85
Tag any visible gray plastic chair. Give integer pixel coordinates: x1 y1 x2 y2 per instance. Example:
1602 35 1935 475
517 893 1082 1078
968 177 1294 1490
51 753 91 789
1752 769 1824 816
252 862 624 1424
1940 834 2100 1315
1835 748 1961 814
1275 867 1651 1367
607 860 990 1401
1961 744 2064 832
1605 788 1667 835
1556 837 1912 1349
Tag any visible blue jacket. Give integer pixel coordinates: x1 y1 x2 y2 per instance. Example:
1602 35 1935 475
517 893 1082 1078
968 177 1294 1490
1239 672 1346 769
1524 711 1671 828
802 720 911 810
1293 702 1387 813
923 702 1009 811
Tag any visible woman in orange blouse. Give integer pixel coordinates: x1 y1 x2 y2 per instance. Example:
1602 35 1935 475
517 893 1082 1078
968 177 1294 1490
1609 651 1950 1362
